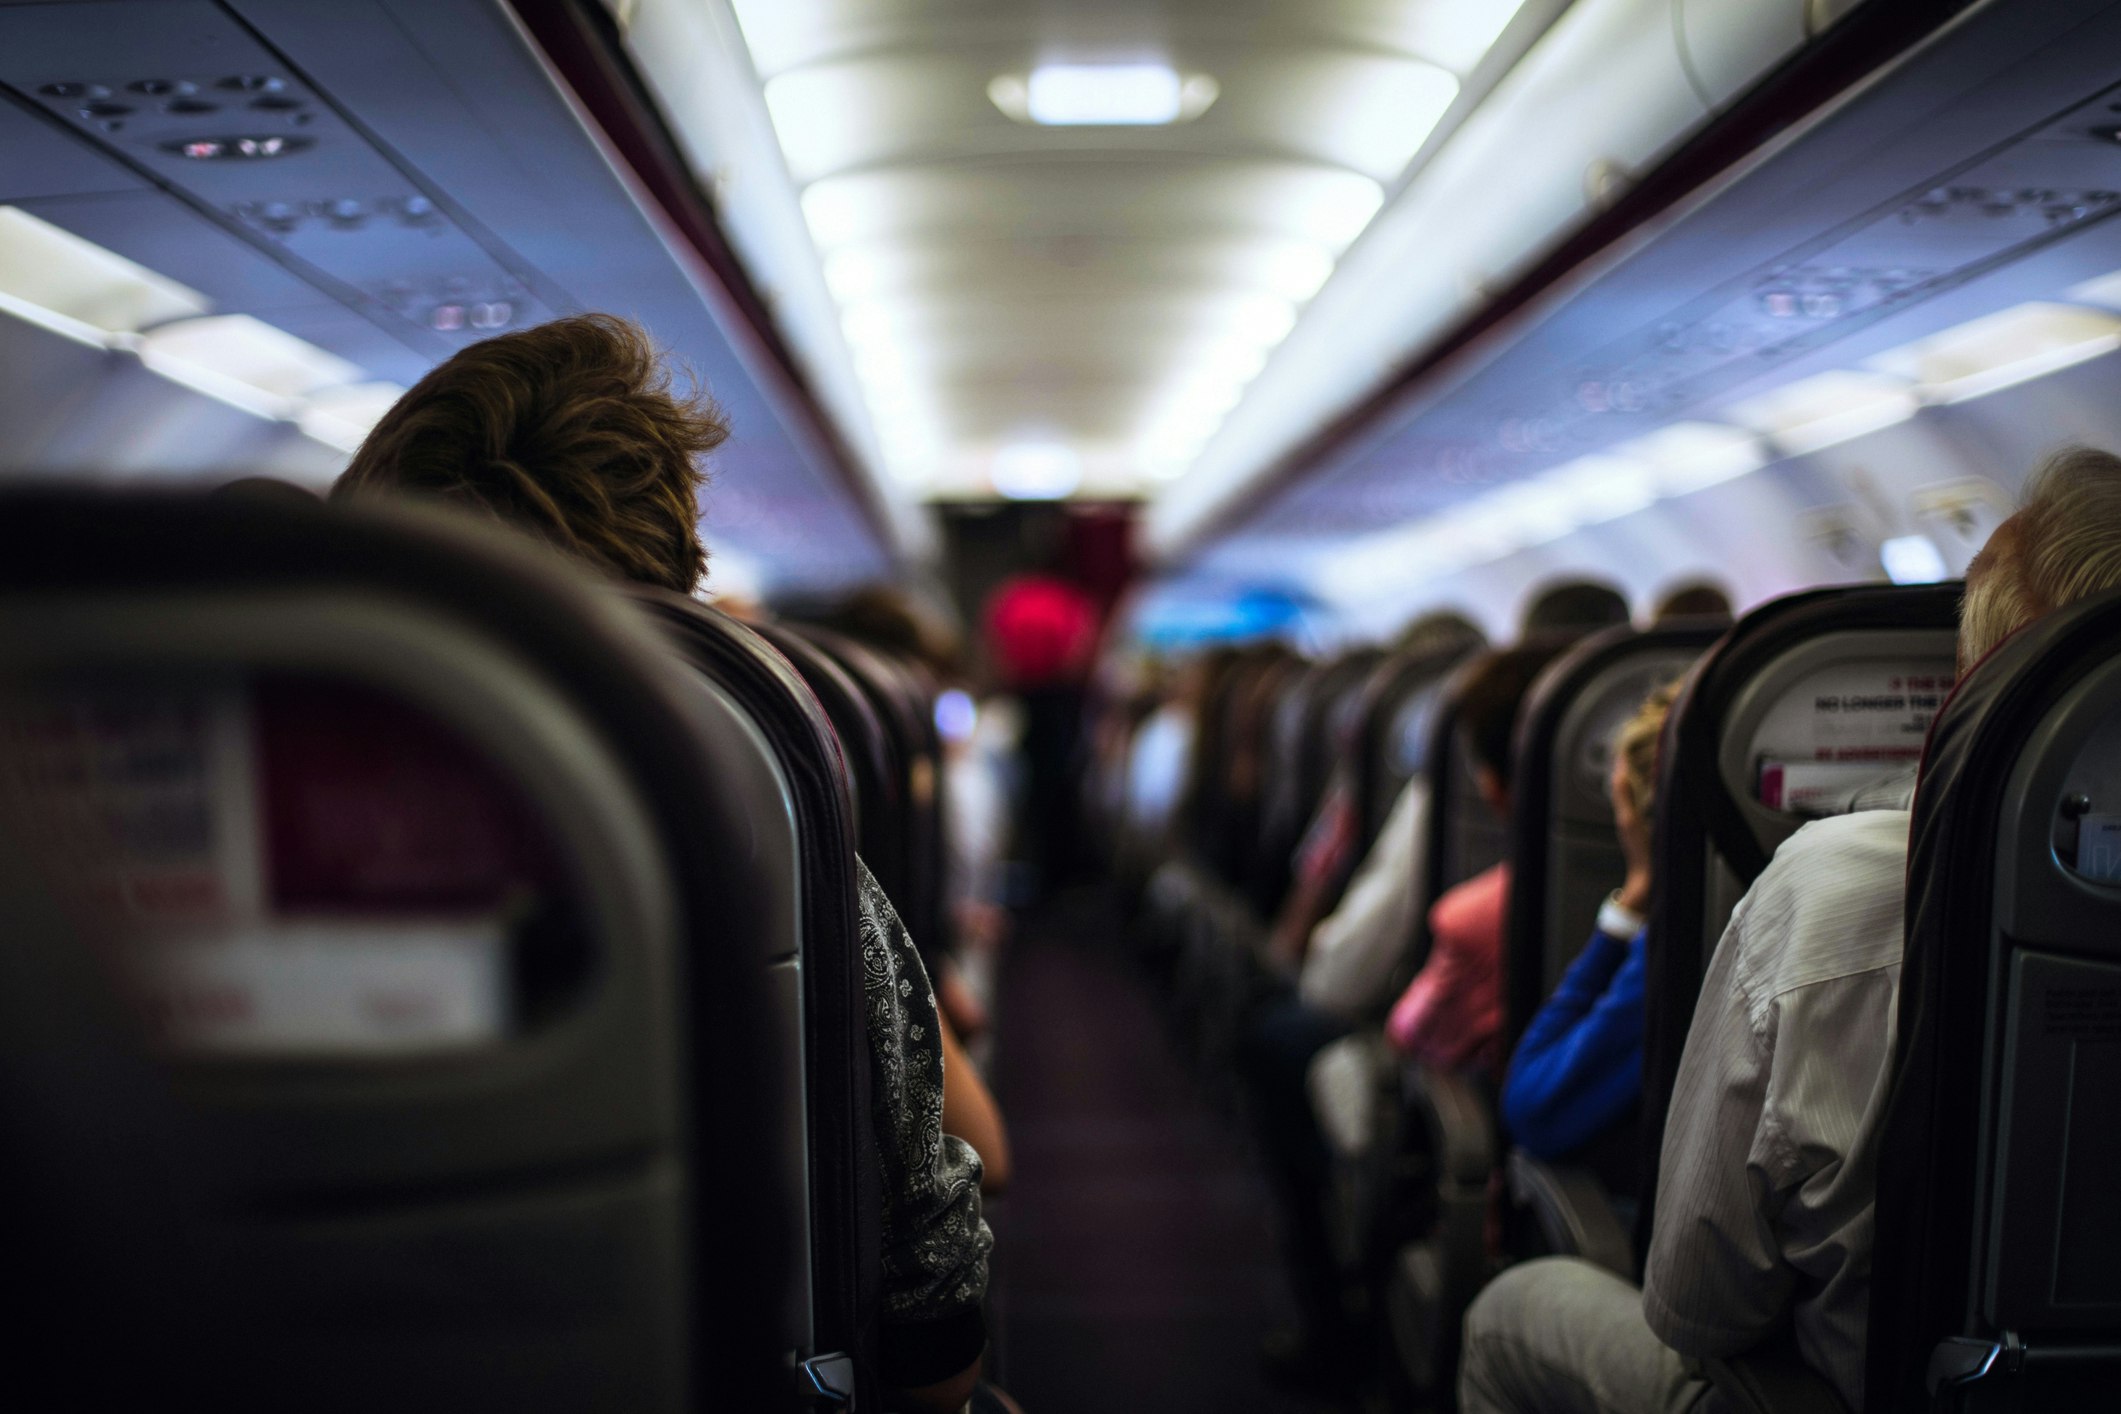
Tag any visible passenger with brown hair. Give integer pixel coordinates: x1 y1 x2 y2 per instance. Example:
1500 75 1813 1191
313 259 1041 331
333 315 1001 1414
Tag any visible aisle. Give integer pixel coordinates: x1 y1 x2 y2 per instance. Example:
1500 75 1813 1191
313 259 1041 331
986 888 1334 1413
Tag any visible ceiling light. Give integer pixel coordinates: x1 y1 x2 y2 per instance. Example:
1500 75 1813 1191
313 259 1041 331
760 69 868 183
824 248 889 304
1314 60 1461 180
1469 480 1577 549
1297 173 1390 253
0 206 209 346
991 441 1082 500
988 64 1216 127
726 0 810 77
1618 421 1766 495
1880 533 1949 585
1866 301 2121 403
1257 242 1337 302
1399 0 1532 70
1540 454 1657 525
136 315 361 422
297 382 406 453
1727 370 1919 457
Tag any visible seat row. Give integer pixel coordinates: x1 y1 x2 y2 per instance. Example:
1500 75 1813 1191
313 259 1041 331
1099 573 2121 1411
0 488 963 1411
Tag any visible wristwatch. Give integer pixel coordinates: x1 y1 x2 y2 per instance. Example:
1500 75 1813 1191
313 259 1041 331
1597 890 1646 939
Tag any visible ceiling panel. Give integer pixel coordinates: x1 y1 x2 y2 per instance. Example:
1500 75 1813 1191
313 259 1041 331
681 0 1535 497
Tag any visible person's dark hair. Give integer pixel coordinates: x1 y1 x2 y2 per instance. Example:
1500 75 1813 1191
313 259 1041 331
1394 609 1486 658
1456 641 1571 790
330 314 727 595
1520 579 1630 637
1652 580 1733 624
809 585 960 675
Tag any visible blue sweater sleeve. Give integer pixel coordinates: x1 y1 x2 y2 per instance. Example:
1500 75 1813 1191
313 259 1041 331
1501 927 1649 1161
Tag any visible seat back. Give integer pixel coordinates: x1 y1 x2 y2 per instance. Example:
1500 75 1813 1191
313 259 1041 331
1255 649 1386 915
1406 661 1515 985
1353 636 1486 848
0 490 793 1410
1208 649 1304 885
626 591 883 1407
1637 583 1960 1252
1871 587 2121 1413
797 627 949 964
1504 624 1719 1057
753 619 895 848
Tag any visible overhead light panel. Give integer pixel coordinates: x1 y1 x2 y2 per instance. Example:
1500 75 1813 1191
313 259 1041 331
1727 370 1919 457
1866 301 2121 404
1618 421 1766 495
0 205 209 346
1540 454 1658 525
989 64 1217 127
136 315 361 422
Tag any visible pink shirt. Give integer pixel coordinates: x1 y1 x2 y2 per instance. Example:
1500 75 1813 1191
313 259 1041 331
1384 862 1509 1074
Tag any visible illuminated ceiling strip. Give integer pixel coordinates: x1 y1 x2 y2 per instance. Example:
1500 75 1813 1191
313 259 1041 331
0 205 396 456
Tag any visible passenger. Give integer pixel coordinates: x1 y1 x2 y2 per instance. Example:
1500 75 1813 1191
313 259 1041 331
1651 580 1733 624
1500 679 1679 1163
1458 447 2121 1414
1520 578 1631 637
804 585 1006 1055
1243 640 1562 1388
1264 610 1483 978
330 314 999 1414
1383 643 1567 1074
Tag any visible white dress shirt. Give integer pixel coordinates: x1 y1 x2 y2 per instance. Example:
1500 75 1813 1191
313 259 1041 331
1642 803 1912 1411
1298 775 1428 1020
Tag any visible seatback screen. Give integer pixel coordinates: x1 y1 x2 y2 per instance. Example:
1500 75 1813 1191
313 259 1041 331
0 675 583 1057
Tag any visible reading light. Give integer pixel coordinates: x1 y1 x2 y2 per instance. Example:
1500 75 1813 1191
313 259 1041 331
1003 64 1201 127
991 441 1082 500
1880 534 1949 585
162 134 311 160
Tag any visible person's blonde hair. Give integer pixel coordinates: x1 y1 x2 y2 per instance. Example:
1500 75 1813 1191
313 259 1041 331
332 314 726 595
1616 678 1682 823
1960 447 2121 671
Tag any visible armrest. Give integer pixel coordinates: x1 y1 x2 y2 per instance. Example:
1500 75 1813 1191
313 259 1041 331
1503 1148 1634 1278
1403 1062 1495 1187
1701 1347 1851 1414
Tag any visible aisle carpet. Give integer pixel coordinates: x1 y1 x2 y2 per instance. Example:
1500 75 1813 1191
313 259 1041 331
986 888 1338 1413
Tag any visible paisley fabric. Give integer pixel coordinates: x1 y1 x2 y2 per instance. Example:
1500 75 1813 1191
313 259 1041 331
855 858 993 1332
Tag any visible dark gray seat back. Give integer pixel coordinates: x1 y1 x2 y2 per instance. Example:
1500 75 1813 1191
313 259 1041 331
1873 586 2121 1413
0 489 795 1411
1504 624 1718 1057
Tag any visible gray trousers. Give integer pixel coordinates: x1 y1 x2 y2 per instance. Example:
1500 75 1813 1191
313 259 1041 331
1459 1257 1711 1414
